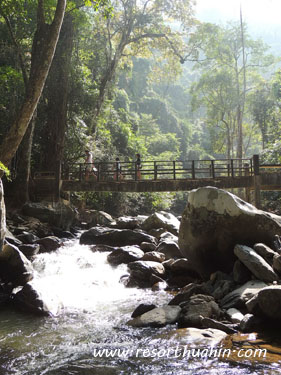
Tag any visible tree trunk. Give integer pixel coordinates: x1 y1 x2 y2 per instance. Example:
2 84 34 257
42 14 74 170
0 0 66 167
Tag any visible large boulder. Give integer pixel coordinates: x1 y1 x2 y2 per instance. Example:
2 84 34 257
141 212 180 235
127 305 181 327
0 244 34 286
81 210 114 228
126 260 166 288
22 202 77 230
0 180 6 251
255 286 281 320
234 244 278 283
156 240 182 260
179 187 281 277
80 227 156 247
12 283 51 316
107 246 144 265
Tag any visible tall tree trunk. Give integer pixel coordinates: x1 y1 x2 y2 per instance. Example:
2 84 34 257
0 0 66 167
42 14 74 170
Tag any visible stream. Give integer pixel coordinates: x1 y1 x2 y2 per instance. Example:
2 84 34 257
0 240 280 375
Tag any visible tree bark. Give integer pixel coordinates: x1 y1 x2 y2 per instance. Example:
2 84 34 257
0 0 66 167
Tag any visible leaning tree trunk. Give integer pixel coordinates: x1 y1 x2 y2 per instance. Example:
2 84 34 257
0 0 66 167
42 14 73 170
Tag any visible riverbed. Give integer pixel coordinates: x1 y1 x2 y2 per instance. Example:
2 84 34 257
0 240 280 375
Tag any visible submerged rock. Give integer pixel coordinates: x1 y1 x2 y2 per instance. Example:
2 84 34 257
179 187 281 277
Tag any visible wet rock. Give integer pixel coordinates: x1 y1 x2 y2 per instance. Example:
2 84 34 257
131 303 157 318
52 227 75 239
12 283 51 316
254 243 277 265
166 274 199 289
16 232 39 244
148 228 166 239
141 212 180 235
233 260 252 284
140 242 157 252
220 280 267 309
0 180 5 251
115 216 139 230
107 246 144 265
156 240 182 260
178 294 222 328
80 227 156 247
5 229 22 247
18 244 40 259
226 308 244 323
239 313 263 333
0 244 34 286
22 201 77 230
166 327 227 347
272 254 281 274
169 283 211 306
179 187 281 278
91 244 116 252
159 231 178 243
36 236 61 253
256 286 281 320
141 251 165 263
200 317 237 334
127 305 181 327
169 258 197 273
126 261 166 288
234 244 278 283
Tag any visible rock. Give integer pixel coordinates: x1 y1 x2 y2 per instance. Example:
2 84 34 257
234 244 278 283
18 244 40 259
91 244 116 252
12 283 50 316
127 305 181 327
212 279 235 301
4 229 22 247
156 240 182 260
254 243 277 265
273 254 281 274
141 251 165 263
226 308 244 323
107 246 144 265
141 212 180 235
239 313 263 333
169 258 197 273
159 232 178 243
0 244 34 286
22 217 54 238
126 260 166 288
115 216 139 230
52 227 75 239
22 201 77 230
169 283 211 306
80 227 156 247
167 274 198 289
178 294 222 328
36 236 61 253
0 180 6 251
16 232 39 244
148 228 166 239
166 327 227 347
179 187 281 277
233 260 252 284
220 280 267 309
256 286 281 320
88 210 114 227
131 303 157 318
200 317 237 334
140 242 157 252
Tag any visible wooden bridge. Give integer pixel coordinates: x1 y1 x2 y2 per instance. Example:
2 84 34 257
33 155 281 208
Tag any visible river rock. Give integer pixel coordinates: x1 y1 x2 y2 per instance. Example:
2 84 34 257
107 246 144 265
272 254 281 274
239 313 263 333
140 242 157 252
254 243 277 265
0 243 34 286
126 260 166 288
234 244 278 283
233 260 252 284
127 305 181 327
87 210 114 227
4 229 22 246
179 187 281 277
36 236 61 253
166 327 227 347
169 258 196 273
148 228 166 239
226 308 244 323
200 317 237 334
169 283 211 306
18 244 40 259
256 285 281 320
0 180 5 251
80 227 156 247
22 201 77 230
115 216 139 230
91 244 116 252
16 232 39 244
12 283 51 316
220 280 267 309
141 251 165 263
159 232 178 243
141 212 180 235
131 303 157 318
156 240 182 260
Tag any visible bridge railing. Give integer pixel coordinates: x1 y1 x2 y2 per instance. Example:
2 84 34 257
62 158 253 182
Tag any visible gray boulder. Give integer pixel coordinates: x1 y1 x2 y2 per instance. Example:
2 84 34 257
233 260 252 284
140 242 157 252
126 260 166 288
273 254 281 274
234 244 278 283
80 227 156 247
179 187 281 277
256 286 281 320
0 243 34 286
127 305 181 327
115 216 139 230
141 251 165 263
141 212 180 235
169 283 210 306
156 240 182 260
18 244 40 259
107 246 144 265
13 283 51 316
254 243 277 265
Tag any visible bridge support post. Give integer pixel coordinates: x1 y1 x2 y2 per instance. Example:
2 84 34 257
55 160 62 202
244 163 251 203
253 154 261 208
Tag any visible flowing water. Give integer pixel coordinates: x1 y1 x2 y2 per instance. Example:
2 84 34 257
0 240 280 375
